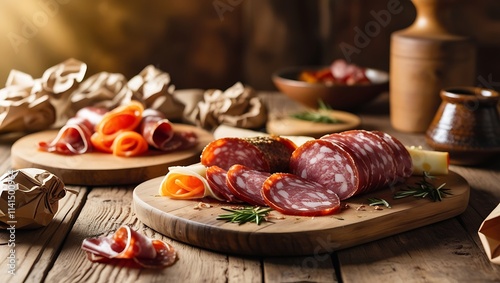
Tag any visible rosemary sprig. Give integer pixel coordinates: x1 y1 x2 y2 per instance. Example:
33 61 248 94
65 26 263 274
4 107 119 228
291 100 343 124
367 197 392 208
216 206 272 225
394 172 452 202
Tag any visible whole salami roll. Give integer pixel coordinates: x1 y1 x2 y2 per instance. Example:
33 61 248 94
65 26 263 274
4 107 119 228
200 136 297 173
289 139 362 200
262 173 341 216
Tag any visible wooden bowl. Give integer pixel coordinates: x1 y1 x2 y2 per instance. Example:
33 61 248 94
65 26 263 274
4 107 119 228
272 66 389 110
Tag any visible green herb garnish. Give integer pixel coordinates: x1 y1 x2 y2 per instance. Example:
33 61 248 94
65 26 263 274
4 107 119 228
291 100 343 124
367 197 392 208
217 206 272 225
394 172 451 202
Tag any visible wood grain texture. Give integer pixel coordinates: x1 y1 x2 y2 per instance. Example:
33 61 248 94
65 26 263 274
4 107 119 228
10 124 213 186
0 186 88 283
133 171 469 256
43 187 262 283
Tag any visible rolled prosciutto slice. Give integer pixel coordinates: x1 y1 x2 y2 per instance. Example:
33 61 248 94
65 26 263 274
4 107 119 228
200 136 297 173
38 106 107 154
38 117 94 154
81 225 177 269
139 109 174 150
140 108 198 152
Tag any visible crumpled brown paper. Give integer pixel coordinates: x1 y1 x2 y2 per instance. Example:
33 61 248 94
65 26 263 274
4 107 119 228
184 82 267 130
127 65 184 120
34 58 88 127
478 203 500 265
0 60 265 135
0 168 67 230
70 71 139 111
0 71 56 134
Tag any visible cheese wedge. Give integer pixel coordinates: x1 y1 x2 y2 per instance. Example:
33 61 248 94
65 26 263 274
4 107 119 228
406 146 449 175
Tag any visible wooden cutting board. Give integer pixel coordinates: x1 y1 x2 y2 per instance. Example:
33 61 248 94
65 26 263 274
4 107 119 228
11 124 213 186
133 171 470 256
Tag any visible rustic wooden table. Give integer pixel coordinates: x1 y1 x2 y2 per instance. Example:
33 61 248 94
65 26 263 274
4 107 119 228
1 93 499 283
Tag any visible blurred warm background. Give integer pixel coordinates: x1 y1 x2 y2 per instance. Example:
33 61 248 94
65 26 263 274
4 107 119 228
1 0 500 91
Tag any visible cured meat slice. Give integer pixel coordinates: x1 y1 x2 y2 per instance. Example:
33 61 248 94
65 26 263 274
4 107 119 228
226 164 270 206
371 131 413 182
38 116 94 154
341 130 386 190
205 166 242 203
81 225 177 268
159 163 225 201
289 139 361 200
320 133 371 194
341 130 396 189
75 106 108 128
262 173 341 216
139 109 174 150
139 108 198 152
200 136 297 172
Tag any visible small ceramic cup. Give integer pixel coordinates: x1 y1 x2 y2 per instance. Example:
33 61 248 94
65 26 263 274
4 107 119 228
425 86 500 165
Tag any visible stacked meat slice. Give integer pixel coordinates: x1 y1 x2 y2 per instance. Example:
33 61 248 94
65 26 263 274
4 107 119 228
200 130 413 216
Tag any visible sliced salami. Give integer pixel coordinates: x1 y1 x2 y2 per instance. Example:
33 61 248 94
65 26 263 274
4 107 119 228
205 166 242 203
289 139 361 200
320 133 371 194
226 164 270 206
262 173 341 216
200 136 296 172
341 130 397 189
371 131 413 184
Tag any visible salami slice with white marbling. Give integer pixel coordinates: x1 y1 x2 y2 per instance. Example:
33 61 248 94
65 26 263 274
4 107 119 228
341 130 397 189
320 133 371 194
262 173 341 216
200 136 297 173
205 166 242 203
371 131 413 182
226 164 270 206
289 139 361 200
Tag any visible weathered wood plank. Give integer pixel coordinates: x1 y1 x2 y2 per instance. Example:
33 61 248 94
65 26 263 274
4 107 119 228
338 216 500 282
43 187 263 283
263 255 338 282
0 186 88 283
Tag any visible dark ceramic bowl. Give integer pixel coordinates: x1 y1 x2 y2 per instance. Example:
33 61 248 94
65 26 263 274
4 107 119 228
425 87 500 165
272 66 389 110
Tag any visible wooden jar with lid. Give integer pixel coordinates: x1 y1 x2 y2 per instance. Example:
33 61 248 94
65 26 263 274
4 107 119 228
390 0 476 133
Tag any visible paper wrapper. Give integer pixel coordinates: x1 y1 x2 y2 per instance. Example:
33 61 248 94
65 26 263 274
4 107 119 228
479 203 500 265
0 71 56 134
183 82 267 130
0 60 265 134
0 168 67 230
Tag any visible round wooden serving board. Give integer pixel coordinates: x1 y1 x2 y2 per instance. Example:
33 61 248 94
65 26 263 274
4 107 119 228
11 124 213 186
266 110 361 138
133 171 470 256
